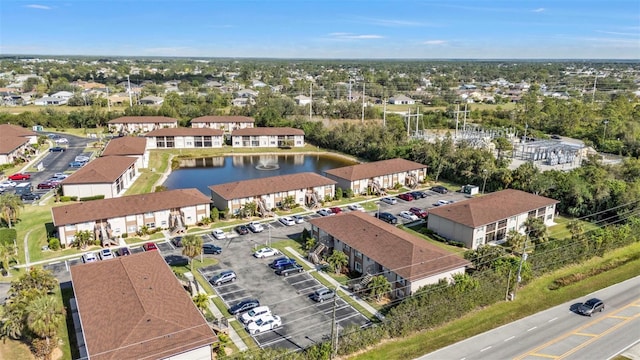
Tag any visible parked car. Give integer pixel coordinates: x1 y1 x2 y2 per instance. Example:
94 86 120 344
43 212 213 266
53 172 68 179
98 249 115 260
20 193 41 201
398 193 414 201
46 133 59 139
241 306 271 324
275 263 304 276
550 134 561 140
399 211 419 221
212 229 227 240
143 242 158 251
310 287 335 303
279 216 295 226
8 173 30 181
577 298 605 316
246 314 282 335
210 270 237 286
164 255 189 266
235 225 250 235
409 207 428 218
170 236 183 247
380 197 397 205
434 199 450 206
202 243 223 255
69 161 86 168
375 212 398 224
329 207 342 214
248 221 264 233
49 146 65 152
253 247 280 258
292 215 305 224
75 155 90 162
410 191 426 199
229 299 260 315
117 247 131 256
36 182 57 190
347 204 365 212
431 186 449 194
81 252 98 263
270 257 296 269
0 181 17 189
316 208 334 216
55 138 69 144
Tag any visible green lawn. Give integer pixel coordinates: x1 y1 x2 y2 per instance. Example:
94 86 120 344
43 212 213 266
548 215 600 239
350 242 640 360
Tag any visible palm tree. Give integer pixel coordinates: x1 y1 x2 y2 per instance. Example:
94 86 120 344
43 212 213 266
326 250 348 274
506 230 532 254
182 234 203 273
26 295 65 357
524 217 548 245
367 275 391 302
0 240 16 274
72 230 94 249
192 293 209 314
0 193 23 228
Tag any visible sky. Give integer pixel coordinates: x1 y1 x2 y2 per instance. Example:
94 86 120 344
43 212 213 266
1 0 639 59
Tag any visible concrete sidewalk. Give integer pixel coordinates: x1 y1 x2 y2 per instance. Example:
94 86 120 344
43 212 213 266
285 246 383 320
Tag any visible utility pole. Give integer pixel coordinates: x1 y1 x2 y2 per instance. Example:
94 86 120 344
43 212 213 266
330 287 339 359
462 103 468 133
455 103 460 139
591 75 598 103
361 82 365 123
127 75 133 107
382 98 387 127
348 79 352 102
309 83 313 121
106 86 110 112
512 239 529 300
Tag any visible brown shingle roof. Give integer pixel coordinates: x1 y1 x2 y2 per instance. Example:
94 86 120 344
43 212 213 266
62 157 137 184
70 251 217 360
309 212 469 281
0 124 37 137
191 115 255 123
231 127 304 136
428 189 559 228
145 127 224 137
108 116 178 124
209 172 335 200
324 158 426 181
52 188 211 226
102 136 147 156
0 124 36 154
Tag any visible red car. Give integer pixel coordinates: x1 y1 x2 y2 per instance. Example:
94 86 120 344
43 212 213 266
9 173 31 181
409 207 428 218
398 193 415 201
143 242 158 251
329 207 342 214
37 182 57 189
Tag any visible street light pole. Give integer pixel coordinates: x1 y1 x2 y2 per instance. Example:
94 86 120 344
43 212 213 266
602 120 609 142
482 169 489 194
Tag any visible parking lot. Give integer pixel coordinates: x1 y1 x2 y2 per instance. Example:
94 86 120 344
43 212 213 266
198 232 370 350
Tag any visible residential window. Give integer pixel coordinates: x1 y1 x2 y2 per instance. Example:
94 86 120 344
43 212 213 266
65 224 75 231
344 244 351 252
146 222 155 228
355 262 362 272
528 210 537 218
156 137 165 148
546 214 552 220
486 223 496 232
354 250 362 258
144 212 154 217
537 207 546 215
161 220 167 226
498 219 507 228
203 136 212 147
194 136 203 147
127 225 137 233
165 136 175 148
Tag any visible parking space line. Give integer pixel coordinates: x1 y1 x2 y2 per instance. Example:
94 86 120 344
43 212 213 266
336 312 367 323
256 335 293 348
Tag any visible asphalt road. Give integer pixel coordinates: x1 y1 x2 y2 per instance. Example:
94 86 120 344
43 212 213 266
418 276 640 360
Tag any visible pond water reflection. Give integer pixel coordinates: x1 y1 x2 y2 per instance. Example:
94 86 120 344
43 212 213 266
163 154 357 195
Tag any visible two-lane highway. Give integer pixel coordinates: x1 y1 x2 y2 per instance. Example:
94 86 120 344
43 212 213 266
418 276 640 360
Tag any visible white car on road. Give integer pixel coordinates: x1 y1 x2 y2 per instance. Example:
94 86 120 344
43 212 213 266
55 138 69 144
81 252 98 263
348 204 365 212
0 181 17 189
292 215 305 224
246 314 282 335
279 216 295 226
399 211 419 221
98 248 115 260
248 222 264 233
212 229 227 240
253 247 280 258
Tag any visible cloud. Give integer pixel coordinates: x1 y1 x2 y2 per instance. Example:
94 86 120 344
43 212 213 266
328 33 384 40
532 8 545 13
355 17 428 27
423 40 447 45
25 4 51 10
